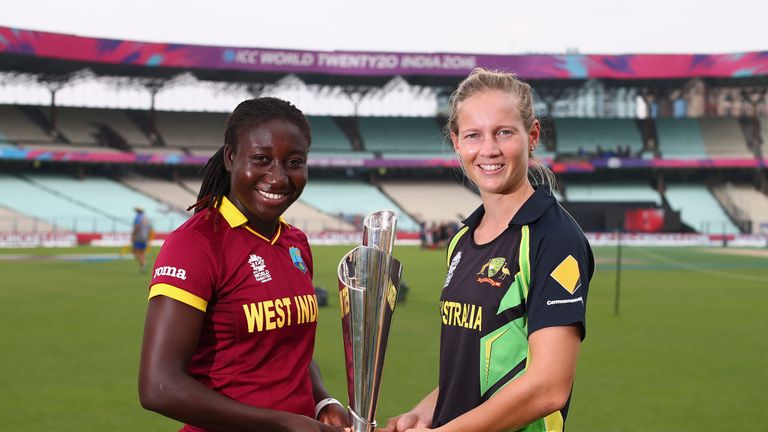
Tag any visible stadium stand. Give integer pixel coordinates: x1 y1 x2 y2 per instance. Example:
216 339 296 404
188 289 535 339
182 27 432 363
357 117 444 154
656 118 708 159
0 174 118 232
306 116 352 151
180 179 203 196
155 111 227 149
664 184 740 234
300 180 421 231
120 176 197 213
0 205 54 232
0 105 51 143
565 183 661 204
553 118 644 155
698 117 752 158
20 143 123 153
23 174 188 232
378 181 481 224
188 148 216 158
131 145 186 155
54 107 151 146
712 184 768 233
283 201 356 233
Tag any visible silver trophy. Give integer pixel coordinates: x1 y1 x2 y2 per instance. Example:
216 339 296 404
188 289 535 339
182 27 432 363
337 210 403 432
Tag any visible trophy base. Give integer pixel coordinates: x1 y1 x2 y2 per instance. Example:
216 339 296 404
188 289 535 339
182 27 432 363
349 407 376 432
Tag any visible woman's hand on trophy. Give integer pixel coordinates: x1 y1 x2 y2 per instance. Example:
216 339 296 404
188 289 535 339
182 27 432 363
318 402 351 428
279 414 350 432
382 411 432 432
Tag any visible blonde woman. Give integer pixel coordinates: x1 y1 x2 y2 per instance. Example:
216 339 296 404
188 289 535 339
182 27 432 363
385 69 594 432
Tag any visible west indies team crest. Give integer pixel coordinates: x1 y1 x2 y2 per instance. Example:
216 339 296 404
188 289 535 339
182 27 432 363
476 257 511 287
289 246 307 273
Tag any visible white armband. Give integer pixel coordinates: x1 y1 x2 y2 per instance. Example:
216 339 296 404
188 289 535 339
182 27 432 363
314 397 343 419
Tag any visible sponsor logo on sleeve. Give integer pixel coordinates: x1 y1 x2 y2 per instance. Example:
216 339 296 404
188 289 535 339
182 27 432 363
153 266 187 280
546 296 584 306
550 255 581 294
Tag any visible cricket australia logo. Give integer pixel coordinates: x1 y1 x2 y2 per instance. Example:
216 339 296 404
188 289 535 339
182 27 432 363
248 254 272 283
444 251 462 288
476 257 511 287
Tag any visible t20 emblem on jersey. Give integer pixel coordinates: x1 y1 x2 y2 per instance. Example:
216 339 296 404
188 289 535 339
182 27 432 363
248 254 272 283
289 246 307 273
476 257 511 287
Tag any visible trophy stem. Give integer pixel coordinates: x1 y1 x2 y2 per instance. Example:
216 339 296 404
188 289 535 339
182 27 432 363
349 406 376 432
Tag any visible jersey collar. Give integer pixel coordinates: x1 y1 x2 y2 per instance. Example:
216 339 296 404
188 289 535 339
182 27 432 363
218 195 288 245
463 186 557 228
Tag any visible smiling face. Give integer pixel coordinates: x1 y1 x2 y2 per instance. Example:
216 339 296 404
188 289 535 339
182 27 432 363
451 89 540 197
224 118 309 235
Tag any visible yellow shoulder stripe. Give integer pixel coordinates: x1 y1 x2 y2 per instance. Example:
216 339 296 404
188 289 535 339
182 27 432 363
148 283 208 312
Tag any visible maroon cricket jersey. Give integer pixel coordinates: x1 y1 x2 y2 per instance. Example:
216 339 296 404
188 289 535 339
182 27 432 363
148 196 319 431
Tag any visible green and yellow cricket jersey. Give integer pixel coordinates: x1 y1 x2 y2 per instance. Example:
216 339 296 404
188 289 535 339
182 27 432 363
432 187 594 431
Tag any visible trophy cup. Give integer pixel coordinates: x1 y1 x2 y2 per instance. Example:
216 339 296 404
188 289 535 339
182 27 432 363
337 210 403 432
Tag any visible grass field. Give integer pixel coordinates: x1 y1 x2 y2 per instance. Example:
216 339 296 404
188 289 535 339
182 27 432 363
1 245 766 431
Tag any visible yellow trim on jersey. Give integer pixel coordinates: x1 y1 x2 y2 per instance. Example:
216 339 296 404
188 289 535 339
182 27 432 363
245 223 282 245
446 226 470 267
543 410 564 431
148 283 208 312
219 196 248 227
219 195 286 244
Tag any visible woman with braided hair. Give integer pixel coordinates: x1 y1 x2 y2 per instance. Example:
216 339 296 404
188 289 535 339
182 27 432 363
139 97 349 432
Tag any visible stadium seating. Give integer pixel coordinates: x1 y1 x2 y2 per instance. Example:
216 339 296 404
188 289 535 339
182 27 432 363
664 184 740 234
23 174 188 232
282 201 356 233
712 184 768 233
155 111 228 149
120 176 198 213
54 107 151 146
357 117 445 154
0 105 51 143
760 116 768 157
131 145 186 156
698 117 751 158
378 181 481 224
565 183 661 204
306 116 352 151
20 143 123 153
0 174 117 232
554 118 644 155
0 205 54 232
656 118 708 159
299 180 421 231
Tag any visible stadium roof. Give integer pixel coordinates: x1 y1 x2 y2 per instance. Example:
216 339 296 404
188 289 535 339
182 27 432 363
2 25 768 88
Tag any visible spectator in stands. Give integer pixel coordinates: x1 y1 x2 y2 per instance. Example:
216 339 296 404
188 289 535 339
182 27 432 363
139 97 348 432
131 207 152 273
385 69 594 432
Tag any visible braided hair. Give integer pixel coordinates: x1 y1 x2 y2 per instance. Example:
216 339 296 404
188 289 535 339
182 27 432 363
187 97 311 219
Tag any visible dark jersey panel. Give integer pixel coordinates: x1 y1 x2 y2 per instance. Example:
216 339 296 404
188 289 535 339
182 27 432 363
432 187 593 430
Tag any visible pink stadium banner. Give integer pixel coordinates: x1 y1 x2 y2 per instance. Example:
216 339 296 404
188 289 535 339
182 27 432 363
2 26 768 79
